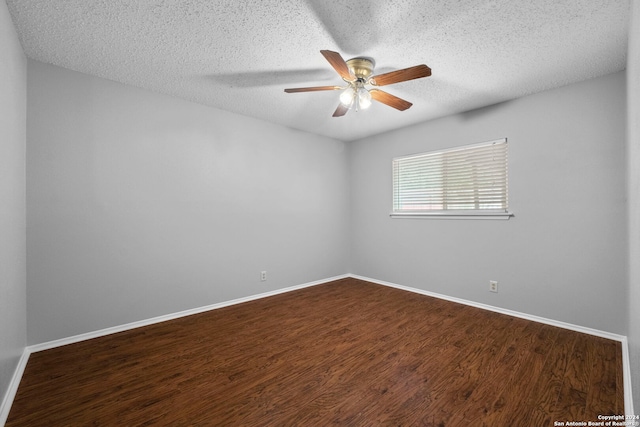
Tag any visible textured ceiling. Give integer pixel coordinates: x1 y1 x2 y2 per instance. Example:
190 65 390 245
6 0 630 141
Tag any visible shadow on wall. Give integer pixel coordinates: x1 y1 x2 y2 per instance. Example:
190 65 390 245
457 99 516 121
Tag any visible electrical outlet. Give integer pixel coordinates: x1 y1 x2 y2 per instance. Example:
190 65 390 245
261 271 267 281
489 280 498 293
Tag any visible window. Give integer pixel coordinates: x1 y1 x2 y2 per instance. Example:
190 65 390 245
391 138 512 219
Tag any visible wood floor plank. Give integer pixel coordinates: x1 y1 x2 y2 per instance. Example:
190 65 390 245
555 333 592 421
585 336 621 419
616 342 625 415
489 322 559 425
525 328 578 424
6 278 623 426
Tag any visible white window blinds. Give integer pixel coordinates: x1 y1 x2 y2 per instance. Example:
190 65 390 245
392 138 509 217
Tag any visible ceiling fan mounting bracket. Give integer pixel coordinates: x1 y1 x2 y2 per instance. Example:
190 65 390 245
346 57 375 81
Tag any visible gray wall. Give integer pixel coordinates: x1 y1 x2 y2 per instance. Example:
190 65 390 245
0 0 27 409
627 0 640 413
26 61 350 344
349 71 627 334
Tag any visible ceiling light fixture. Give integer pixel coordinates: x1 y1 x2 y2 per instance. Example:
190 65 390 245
340 57 375 112
339 83 372 111
284 50 431 117
339 86 356 107
357 86 372 109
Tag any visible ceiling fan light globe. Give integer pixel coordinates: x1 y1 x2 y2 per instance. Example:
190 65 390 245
340 87 355 106
358 87 372 109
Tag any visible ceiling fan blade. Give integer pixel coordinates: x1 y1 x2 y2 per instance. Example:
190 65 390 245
332 103 349 117
284 85 343 93
370 89 413 111
320 50 354 81
370 64 431 86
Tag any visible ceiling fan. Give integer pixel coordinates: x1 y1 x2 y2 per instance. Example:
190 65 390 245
284 50 431 117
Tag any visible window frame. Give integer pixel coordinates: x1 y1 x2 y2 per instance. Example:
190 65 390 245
390 138 513 220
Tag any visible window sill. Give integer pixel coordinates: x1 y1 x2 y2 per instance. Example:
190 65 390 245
390 211 514 220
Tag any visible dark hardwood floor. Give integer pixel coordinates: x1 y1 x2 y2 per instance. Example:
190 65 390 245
6 277 623 426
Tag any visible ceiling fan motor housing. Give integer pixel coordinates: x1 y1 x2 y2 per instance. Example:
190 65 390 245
346 57 375 82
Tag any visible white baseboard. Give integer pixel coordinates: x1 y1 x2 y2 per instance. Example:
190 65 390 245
621 336 635 417
0 348 30 426
28 274 350 353
348 274 625 340
348 274 634 416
